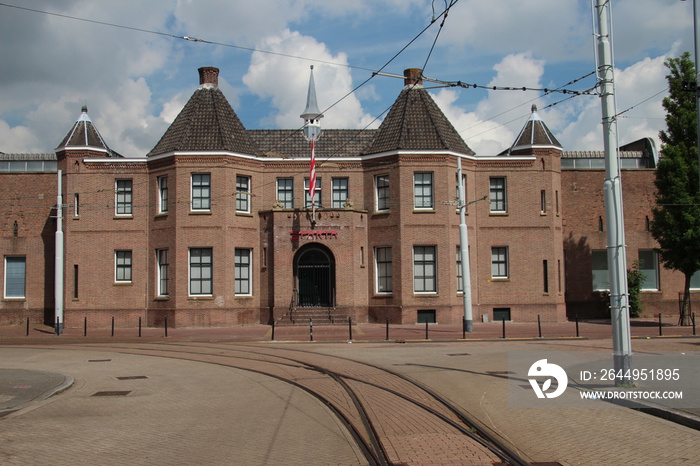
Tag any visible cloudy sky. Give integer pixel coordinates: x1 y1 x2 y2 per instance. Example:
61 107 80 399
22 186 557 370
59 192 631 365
0 0 693 157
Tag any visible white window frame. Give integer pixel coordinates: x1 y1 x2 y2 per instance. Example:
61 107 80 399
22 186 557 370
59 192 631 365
332 178 349 208
158 176 168 214
375 175 390 212
375 247 393 294
277 178 294 209
491 247 509 279
189 248 213 296
489 177 507 213
191 173 211 211
115 250 132 283
638 250 660 291
234 248 252 296
4 256 26 299
413 246 437 293
156 249 169 297
236 175 251 213
304 176 322 208
413 172 434 210
115 179 133 216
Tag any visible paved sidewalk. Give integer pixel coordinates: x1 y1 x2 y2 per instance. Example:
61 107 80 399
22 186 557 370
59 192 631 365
0 347 364 465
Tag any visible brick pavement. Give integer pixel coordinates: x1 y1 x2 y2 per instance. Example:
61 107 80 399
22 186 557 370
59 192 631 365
0 347 364 465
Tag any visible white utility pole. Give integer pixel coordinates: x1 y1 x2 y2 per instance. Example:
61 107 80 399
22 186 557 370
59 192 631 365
55 169 64 334
457 156 473 333
594 0 632 382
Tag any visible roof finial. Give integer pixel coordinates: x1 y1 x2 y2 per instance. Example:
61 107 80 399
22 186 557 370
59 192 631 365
301 65 323 142
532 104 538 113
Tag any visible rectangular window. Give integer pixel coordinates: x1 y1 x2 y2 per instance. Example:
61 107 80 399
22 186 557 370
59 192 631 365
191 174 211 211
691 270 700 290
236 175 251 213
189 248 213 295
414 172 434 209
115 179 133 215
491 247 509 278
375 247 393 293
332 178 349 208
158 176 168 213
540 190 546 213
592 249 609 291
277 178 294 209
4 256 26 298
115 250 132 282
304 176 322 208
417 309 436 324
74 193 80 217
375 175 390 212
413 246 437 293
638 250 659 290
157 249 169 297
235 248 252 295
73 265 79 299
543 260 549 293
489 177 507 213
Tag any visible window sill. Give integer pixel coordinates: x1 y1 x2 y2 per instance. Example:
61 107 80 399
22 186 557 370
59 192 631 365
114 282 133 286
414 293 439 298
154 296 170 301
373 293 393 298
489 278 510 282
113 215 133 220
155 213 168 218
2 298 26 302
188 296 214 300
489 212 508 217
540 212 547 216
235 212 254 217
412 209 435 214
372 210 391 216
189 210 212 215
235 295 253 299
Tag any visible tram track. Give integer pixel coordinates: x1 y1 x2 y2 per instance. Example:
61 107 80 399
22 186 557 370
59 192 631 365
47 342 527 465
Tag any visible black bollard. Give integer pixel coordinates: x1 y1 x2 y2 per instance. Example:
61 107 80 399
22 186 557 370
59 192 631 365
462 317 467 339
693 313 696 336
26 317 29 336
348 316 353 341
271 319 275 341
111 316 115 337
537 315 542 338
385 316 389 341
56 316 60 336
310 319 314 342
502 317 506 339
164 315 168 337
575 314 580 337
425 319 429 340
84 316 87 337
138 317 142 338
658 313 662 336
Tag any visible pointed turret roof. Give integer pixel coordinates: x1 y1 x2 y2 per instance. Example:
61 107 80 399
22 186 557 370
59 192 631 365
364 68 473 155
148 67 259 157
508 105 561 154
56 106 116 156
300 65 323 121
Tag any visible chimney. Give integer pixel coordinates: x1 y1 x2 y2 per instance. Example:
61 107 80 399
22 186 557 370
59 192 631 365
403 68 423 87
198 67 219 87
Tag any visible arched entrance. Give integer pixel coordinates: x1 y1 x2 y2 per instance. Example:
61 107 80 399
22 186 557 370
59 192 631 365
294 245 335 307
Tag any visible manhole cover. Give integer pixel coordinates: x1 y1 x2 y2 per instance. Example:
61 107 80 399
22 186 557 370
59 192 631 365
92 391 131 397
116 376 148 380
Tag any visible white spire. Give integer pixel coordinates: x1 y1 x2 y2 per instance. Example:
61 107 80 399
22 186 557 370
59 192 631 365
301 65 323 142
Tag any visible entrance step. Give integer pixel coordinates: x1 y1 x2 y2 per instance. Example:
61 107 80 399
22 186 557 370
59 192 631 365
276 307 348 326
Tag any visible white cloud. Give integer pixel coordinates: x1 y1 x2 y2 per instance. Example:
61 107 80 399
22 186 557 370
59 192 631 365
243 29 376 129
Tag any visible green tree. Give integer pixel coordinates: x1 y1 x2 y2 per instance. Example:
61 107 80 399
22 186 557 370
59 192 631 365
650 52 700 326
627 262 644 319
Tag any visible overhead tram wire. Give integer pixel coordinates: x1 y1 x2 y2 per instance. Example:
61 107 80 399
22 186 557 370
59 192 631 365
0 0 464 212
0 2 375 73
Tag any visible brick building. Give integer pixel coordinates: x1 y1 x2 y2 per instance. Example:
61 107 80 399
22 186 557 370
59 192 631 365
0 66 690 328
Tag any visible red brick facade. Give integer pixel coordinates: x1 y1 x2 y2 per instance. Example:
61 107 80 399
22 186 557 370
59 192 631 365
0 68 683 328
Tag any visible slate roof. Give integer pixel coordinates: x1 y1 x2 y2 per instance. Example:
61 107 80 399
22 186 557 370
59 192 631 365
57 106 117 155
148 86 260 157
364 86 474 155
508 105 561 153
248 129 376 158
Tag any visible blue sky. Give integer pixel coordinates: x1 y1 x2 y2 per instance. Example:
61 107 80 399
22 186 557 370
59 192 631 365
0 0 693 157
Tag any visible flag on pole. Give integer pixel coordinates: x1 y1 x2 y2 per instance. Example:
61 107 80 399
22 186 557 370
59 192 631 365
308 138 316 207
